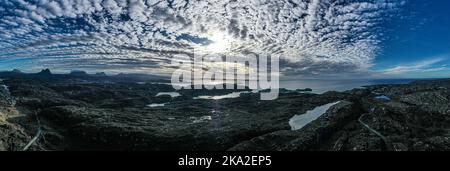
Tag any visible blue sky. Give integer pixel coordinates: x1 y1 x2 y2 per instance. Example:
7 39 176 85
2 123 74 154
372 0 450 78
0 0 449 78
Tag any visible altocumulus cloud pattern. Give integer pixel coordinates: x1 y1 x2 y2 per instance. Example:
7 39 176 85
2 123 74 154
0 0 404 75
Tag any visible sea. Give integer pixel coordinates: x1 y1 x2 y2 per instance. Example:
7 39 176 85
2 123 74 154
279 79 418 94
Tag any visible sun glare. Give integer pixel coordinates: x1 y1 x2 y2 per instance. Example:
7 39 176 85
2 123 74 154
200 31 234 54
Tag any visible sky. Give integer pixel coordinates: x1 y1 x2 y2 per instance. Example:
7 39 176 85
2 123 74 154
0 0 449 79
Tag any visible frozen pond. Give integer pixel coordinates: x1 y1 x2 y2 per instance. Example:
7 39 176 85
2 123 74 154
375 95 391 101
156 92 181 98
289 101 341 130
147 103 166 108
193 91 251 100
0 85 10 95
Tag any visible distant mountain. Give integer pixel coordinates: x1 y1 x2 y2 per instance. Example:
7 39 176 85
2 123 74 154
94 72 107 77
38 68 52 75
0 69 169 83
0 69 24 77
11 69 23 73
113 73 167 81
69 70 88 76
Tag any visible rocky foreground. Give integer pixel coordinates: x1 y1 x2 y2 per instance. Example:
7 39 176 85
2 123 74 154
0 71 449 151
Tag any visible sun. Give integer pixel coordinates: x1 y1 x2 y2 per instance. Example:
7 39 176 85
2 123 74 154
199 31 234 54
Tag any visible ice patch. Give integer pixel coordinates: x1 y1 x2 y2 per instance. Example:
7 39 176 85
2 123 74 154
289 101 341 130
0 85 10 95
375 95 391 101
147 103 166 108
156 92 181 98
193 91 251 100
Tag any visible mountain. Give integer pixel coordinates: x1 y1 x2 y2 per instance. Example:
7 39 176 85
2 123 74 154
113 73 168 82
0 69 170 84
37 68 52 75
69 70 88 76
11 69 23 74
94 72 107 77
0 69 24 77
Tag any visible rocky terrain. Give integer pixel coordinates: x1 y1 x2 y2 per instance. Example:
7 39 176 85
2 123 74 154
0 69 449 151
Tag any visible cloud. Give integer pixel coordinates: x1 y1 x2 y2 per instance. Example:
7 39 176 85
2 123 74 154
376 57 449 77
0 0 404 74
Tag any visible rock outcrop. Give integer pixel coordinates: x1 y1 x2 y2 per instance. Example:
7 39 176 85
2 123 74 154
0 88 31 151
0 72 449 151
230 101 362 151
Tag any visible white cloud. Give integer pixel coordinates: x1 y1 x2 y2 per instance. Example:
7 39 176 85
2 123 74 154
0 0 405 74
378 57 448 76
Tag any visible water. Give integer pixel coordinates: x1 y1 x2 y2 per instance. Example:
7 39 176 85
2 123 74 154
156 92 181 98
375 95 391 101
289 101 341 130
147 103 166 108
280 79 414 94
193 91 251 100
281 80 369 93
190 79 412 100
0 84 10 95
154 79 414 101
